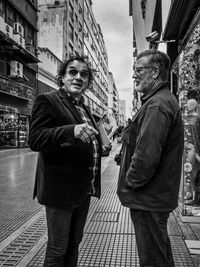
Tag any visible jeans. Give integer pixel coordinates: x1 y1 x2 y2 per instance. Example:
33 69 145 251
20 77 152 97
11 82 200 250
130 209 175 267
44 196 91 267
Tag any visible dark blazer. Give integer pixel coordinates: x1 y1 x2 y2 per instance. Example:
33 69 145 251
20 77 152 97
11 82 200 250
29 88 102 210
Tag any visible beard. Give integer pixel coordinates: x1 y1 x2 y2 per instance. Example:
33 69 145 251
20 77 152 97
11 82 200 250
135 79 155 95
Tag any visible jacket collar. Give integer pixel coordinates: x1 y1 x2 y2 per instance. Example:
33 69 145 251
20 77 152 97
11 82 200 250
141 81 169 104
57 88 83 123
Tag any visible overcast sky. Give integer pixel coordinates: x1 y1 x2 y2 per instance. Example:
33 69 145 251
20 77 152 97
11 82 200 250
92 0 133 118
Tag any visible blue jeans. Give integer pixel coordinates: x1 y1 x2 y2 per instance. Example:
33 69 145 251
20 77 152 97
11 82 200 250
130 209 175 267
44 196 91 267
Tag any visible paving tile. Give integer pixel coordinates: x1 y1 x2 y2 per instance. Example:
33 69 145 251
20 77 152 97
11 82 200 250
0 145 197 266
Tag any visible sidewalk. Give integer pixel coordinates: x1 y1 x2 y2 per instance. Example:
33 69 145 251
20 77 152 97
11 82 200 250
0 143 198 266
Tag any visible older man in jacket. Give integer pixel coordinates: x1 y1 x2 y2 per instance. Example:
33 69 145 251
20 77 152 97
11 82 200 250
117 50 184 267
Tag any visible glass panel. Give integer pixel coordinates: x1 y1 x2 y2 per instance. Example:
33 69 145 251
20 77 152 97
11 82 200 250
0 112 18 147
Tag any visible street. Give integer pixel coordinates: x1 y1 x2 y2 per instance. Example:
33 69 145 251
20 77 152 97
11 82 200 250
0 144 196 266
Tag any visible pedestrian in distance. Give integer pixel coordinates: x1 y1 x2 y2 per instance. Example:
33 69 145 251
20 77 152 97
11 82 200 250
117 49 184 267
28 54 111 267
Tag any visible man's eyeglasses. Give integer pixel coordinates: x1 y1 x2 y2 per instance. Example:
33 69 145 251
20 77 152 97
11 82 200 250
134 66 152 73
68 69 90 79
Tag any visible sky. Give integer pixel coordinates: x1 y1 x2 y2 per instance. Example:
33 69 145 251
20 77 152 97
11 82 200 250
92 0 133 118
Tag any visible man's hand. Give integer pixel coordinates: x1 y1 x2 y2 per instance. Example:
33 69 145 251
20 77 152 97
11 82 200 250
102 143 112 156
74 123 98 143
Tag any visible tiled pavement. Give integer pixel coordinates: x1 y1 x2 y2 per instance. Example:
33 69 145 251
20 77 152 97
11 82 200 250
0 145 196 266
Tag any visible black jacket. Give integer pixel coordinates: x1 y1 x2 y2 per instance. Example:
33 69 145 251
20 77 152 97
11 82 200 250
117 81 184 212
29 88 102 209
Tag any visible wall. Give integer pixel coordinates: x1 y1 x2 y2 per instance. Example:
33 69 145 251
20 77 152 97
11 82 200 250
38 4 65 60
130 0 157 53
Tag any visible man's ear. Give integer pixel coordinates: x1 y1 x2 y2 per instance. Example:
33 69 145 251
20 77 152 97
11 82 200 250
152 67 159 79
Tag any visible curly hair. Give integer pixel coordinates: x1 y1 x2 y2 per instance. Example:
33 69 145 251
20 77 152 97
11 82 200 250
137 49 170 81
56 54 94 88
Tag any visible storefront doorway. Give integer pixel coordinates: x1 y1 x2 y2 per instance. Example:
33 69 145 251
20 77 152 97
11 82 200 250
0 111 29 148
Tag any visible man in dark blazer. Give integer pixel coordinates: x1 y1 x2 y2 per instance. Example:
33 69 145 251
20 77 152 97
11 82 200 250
29 55 110 266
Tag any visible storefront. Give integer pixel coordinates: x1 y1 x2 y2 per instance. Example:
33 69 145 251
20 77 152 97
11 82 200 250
0 105 29 148
171 10 200 220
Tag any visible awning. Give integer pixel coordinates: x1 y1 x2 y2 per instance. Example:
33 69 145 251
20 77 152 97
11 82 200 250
163 0 200 41
0 32 39 64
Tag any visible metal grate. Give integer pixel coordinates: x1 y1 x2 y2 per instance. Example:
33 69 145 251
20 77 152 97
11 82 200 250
0 214 46 266
28 234 195 267
27 244 46 267
92 212 119 222
170 236 195 266
79 233 139 267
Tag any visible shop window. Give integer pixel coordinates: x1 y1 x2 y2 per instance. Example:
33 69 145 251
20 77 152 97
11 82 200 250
0 113 18 147
18 115 29 148
172 15 200 218
0 112 29 148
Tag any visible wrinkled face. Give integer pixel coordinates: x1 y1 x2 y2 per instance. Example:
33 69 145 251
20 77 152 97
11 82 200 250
133 56 154 93
62 60 90 97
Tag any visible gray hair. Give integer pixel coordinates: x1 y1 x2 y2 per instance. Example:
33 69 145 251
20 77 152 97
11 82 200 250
137 49 170 81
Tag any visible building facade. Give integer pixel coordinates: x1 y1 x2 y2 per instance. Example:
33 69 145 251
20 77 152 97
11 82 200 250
129 0 164 113
83 0 109 121
37 47 62 94
0 0 39 148
118 100 126 126
37 0 113 122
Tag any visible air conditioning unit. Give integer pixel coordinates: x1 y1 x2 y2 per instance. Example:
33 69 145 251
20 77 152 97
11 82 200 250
4 23 13 39
13 33 25 48
13 22 24 36
0 18 13 39
10 61 23 78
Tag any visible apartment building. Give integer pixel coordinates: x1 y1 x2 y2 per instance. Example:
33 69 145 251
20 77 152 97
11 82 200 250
0 0 39 148
118 100 126 126
108 71 119 123
37 0 112 122
83 0 109 121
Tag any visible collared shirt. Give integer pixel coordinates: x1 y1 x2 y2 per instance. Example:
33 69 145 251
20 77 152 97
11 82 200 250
67 93 99 194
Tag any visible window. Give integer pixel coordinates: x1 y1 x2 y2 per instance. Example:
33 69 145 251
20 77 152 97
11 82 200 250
69 23 74 41
141 0 147 19
6 4 15 26
0 0 5 19
79 4 82 15
25 24 34 46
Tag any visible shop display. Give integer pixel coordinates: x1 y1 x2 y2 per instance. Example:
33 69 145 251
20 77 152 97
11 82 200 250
172 16 200 216
0 112 29 148
18 115 28 148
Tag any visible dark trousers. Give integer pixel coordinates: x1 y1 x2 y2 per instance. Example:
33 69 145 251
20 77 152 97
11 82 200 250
44 196 91 267
130 209 175 267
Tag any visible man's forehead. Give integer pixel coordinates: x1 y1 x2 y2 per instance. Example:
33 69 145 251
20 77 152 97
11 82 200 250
67 60 88 69
136 56 150 65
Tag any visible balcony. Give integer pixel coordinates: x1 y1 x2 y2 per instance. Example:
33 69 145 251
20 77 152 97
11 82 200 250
0 75 32 101
0 31 39 64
